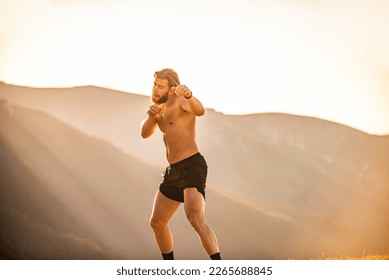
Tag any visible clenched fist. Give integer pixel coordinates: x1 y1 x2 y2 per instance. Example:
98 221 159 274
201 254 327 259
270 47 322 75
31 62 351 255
147 104 164 118
171 85 192 99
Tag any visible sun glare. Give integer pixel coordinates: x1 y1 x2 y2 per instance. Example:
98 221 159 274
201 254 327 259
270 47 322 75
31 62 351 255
1 0 388 134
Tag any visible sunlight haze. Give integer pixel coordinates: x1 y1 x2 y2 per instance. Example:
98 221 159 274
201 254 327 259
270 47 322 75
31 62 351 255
1 0 389 134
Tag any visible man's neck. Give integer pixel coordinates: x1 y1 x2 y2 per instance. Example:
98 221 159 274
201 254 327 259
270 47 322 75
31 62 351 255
164 93 176 107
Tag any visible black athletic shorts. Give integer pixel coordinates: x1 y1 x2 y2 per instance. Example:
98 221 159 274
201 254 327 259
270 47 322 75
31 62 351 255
159 152 208 202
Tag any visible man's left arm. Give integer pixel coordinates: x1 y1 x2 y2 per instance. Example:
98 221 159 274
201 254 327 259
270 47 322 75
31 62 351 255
175 85 205 116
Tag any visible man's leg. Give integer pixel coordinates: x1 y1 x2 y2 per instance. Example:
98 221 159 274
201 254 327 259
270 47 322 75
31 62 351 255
150 190 180 256
183 188 220 258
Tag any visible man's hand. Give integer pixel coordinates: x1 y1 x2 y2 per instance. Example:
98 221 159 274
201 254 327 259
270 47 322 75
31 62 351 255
147 104 163 118
172 85 192 99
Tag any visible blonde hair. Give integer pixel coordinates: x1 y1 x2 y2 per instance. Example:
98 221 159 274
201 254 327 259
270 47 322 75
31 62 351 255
154 68 180 88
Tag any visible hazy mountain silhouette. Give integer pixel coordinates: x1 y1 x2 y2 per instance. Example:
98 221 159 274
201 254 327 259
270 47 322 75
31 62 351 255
1 82 388 259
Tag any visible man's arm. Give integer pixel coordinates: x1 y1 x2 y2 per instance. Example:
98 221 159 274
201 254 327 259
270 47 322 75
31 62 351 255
175 85 205 116
140 105 160 138
182 95 205 116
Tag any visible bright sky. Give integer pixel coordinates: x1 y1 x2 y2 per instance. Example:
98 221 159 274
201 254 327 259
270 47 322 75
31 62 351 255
1 0 389 134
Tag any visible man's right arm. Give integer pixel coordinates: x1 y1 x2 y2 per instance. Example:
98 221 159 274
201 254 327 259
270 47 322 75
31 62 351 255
140 106 159 138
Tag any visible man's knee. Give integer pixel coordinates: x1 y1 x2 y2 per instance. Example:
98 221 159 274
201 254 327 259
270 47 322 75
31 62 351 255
150 216 166 230
186 211 206 231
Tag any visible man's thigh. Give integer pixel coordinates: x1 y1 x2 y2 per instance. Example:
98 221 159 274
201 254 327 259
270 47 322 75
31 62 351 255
183 188 205 218
151 191 181 223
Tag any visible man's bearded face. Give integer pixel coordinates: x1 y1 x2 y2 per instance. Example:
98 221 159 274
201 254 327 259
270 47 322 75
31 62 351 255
152 78 170 105
152 92 168 105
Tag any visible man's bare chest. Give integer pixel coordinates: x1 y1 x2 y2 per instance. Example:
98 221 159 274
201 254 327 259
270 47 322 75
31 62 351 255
157 106 178 132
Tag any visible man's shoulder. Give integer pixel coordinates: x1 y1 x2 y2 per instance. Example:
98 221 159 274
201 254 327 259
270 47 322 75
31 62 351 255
170 96 187 111
175 95 188 103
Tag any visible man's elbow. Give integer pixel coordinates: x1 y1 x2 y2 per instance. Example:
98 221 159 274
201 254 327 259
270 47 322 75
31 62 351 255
140 127 149 139
196 108 205 116
141 126 156 138
141 130 151 139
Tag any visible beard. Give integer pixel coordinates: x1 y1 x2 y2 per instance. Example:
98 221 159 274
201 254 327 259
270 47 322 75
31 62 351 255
152 92 168 105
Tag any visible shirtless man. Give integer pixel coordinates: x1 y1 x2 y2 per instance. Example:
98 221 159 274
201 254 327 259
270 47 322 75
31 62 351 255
141 68 221 260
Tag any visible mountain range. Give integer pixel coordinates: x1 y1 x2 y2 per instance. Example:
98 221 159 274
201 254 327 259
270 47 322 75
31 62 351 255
1 82 388 259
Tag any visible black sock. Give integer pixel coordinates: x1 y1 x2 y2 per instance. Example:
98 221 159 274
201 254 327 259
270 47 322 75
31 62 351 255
210 252 222 260
162 251 174 260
